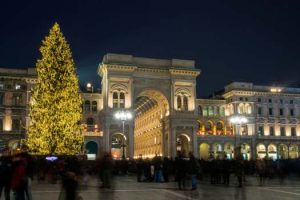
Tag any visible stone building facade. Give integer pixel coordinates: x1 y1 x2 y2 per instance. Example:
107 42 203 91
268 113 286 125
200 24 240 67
0 68 36 152
1 54 300 160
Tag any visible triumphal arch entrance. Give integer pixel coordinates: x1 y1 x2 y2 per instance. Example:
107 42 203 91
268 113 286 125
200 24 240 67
98 54 200 158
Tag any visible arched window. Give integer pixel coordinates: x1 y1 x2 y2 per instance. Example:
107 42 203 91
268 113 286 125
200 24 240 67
113 92 118 108
183 96 188 111
92 101 97 112
86 117 94 132
238 103 244 114
84 100 90 112
245 103 252 114
205 121 213 135
216 121 224 135
119 92 125 108
198 106 203 116
177 96 182 110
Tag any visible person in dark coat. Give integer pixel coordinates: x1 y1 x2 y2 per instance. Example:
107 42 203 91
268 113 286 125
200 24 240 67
0 155 12 200
188 152 198 190
136 155 144 182
162 157 170 182
175 151 186 190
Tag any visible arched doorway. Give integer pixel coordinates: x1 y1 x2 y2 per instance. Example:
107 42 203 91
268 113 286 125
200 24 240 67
256 144 266 159
176 134 190 157
278 144 288 159
111 133 127 159
134 89 170 158
240 143 251 160
85 141 98 160
289 144 299 159
199 143 210 160
224 142 234 159
212 143 222 158
267 144 277 160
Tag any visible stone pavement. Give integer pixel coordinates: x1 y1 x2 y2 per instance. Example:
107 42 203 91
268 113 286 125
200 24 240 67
11 175 300 200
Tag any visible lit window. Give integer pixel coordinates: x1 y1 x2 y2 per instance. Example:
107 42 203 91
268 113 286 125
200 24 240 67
258 126 264 136
113 92 118 108
119 92 125 108
0 84 4 90
15 84 21 90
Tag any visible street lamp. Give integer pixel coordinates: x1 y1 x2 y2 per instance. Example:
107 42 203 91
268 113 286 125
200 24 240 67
114 110 132 159
229 115 248 159
86 83 93 93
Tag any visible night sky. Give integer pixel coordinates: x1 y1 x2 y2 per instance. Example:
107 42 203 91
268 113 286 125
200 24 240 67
1 0 300 97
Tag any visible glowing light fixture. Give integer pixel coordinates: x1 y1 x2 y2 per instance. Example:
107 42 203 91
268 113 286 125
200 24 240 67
270 88 282 93
229 115 248 124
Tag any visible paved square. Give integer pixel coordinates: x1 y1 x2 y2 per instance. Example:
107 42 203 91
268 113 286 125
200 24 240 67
21 175 300 200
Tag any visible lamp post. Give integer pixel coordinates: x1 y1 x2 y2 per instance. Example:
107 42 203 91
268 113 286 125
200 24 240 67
114 110 132 159
86 83 93 93
229 115 248 159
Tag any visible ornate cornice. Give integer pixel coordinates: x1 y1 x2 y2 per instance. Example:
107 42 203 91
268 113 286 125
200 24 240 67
223 90 300 98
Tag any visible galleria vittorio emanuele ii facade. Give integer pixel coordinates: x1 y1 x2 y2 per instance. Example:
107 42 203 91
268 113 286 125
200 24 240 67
1 53 300 160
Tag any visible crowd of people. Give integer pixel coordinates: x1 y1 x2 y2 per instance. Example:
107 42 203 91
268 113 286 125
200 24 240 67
0 150 300 199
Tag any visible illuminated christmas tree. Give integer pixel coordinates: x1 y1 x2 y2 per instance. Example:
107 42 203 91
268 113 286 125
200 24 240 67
25 23 83 155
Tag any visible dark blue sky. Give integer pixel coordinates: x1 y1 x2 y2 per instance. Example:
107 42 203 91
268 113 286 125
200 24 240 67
1 0 300 97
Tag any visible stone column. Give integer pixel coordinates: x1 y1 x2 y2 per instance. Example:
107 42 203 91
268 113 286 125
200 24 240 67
104 124 110 153
192 125 199 158
170 127 176 158
128 123 134 158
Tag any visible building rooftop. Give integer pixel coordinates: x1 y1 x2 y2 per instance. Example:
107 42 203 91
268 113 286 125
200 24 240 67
102 53 196 70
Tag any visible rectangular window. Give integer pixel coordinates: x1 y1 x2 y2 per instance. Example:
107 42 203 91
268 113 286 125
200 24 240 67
290 109 294 116
280 99 283 104
279 108 283 116
280 127 285 136
291 127 296 136
290 100 294 104
0 84 4 90
257 98 261 102
12 119 20 131
269 108 273 115
258 107 262 115
13 94 22 105
0 93 3 105
268 99 272 103
15 84 21 90
258 126 264 136
269 127 274 136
